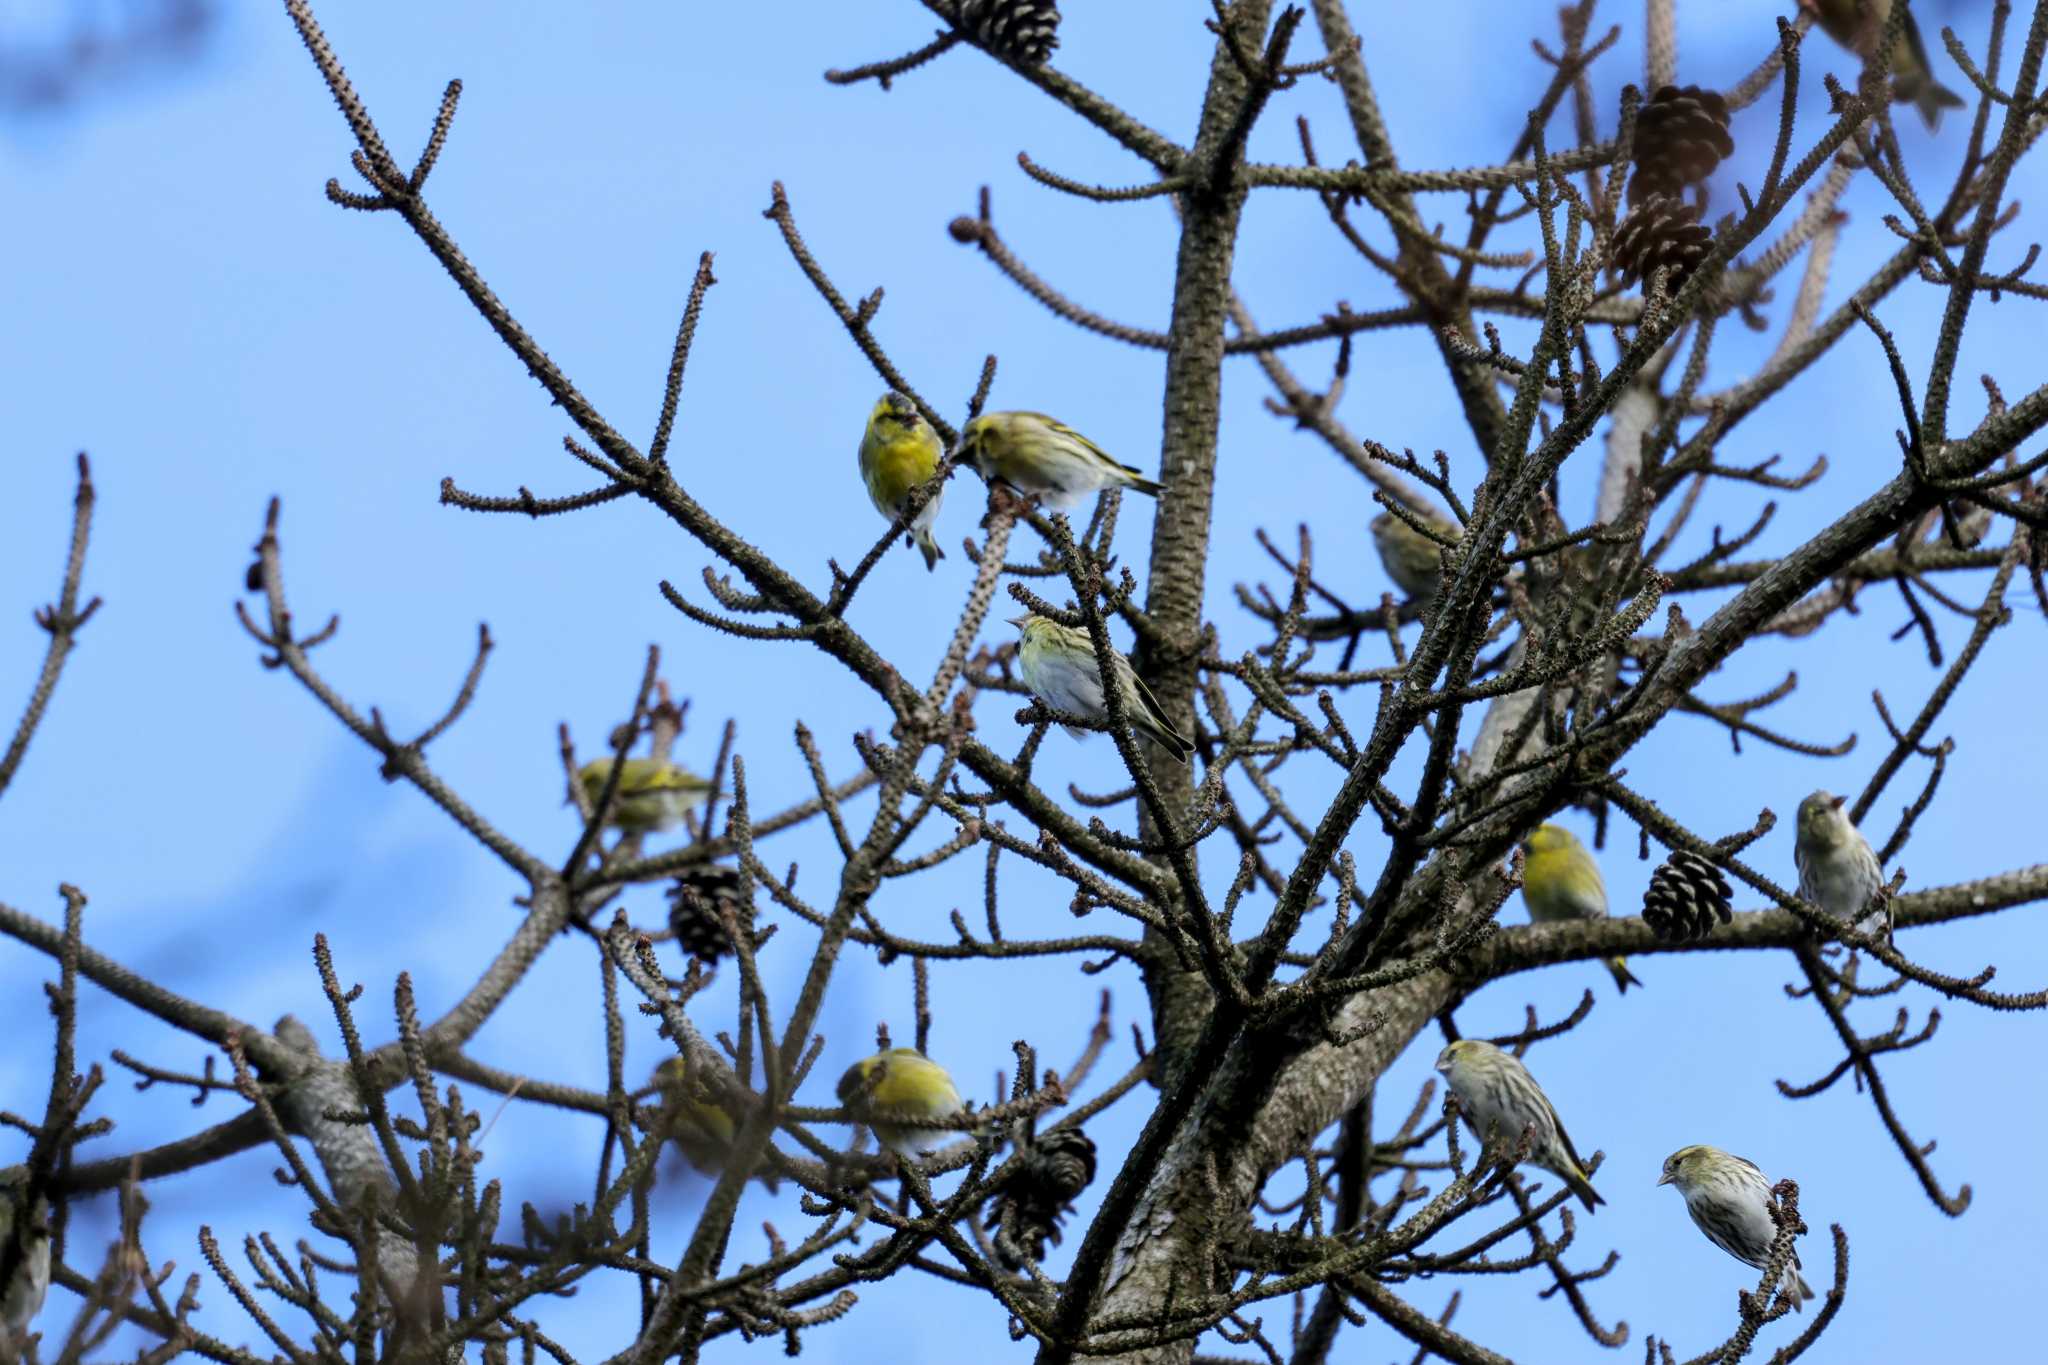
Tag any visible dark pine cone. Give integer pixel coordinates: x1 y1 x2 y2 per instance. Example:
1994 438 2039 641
666 864 750 963
1613 193 1714 294
1641 849 1734 943
1627 84 1734 206
956 0 1061 65
986 1128 1097 1269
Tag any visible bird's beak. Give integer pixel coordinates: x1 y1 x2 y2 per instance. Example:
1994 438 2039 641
1656 1172 1672 1186
1830 795 1846 811
1006 614 1028 628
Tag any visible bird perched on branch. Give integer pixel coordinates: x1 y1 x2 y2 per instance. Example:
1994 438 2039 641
1434 1039 1604 1211
1011 613 1192 764
959 411 1160 509
836 1048 966 1159
1659 1145 1816 1310
1801 0 1964 129
575 757 714 833
1521 824 1642 994
651 1054 737 1175
1370 506 1459 607
1793 790 1890 944
858 391 947 570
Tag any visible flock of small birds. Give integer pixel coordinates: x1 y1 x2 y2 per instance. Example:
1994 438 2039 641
569 390 1908 1316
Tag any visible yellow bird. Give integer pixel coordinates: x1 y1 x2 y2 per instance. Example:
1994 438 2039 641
575 757 715 833
1520 824 1642 994
836 1048 965 1158
652 1054 737 1175
858 391 946 570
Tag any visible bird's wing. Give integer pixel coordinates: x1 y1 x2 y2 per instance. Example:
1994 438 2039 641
1545 1093 1592 1174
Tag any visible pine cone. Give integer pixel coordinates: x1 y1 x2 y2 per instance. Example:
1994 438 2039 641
666 864 750 963
956 0 1061 65
1613 193 1713 294
1627 84 1733 206
986 1129 1097 1269
1641 849 1734 942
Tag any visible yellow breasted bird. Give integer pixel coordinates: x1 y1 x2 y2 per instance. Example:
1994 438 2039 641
652 1054 737 1175
836 1048 965 1159
1521 824 1641 994
858 392 946 570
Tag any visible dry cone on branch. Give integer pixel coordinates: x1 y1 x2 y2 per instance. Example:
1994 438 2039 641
1641 849 1735 942
1627 84 1734 206
987 1128 1097 1269
956 0 1060 65
667 864 753 964
1613 193 1714 295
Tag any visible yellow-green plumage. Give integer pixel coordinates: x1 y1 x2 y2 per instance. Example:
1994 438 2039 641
858 392 946 570
1370 507 1459 606
836 1048 964 1158
1012 614 1193 765
960 411 1161 510
576 757 715 833
1520 824 1641 994
652 1054 737 1175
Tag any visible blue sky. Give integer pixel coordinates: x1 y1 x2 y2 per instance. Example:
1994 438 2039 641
2 1 2040 1361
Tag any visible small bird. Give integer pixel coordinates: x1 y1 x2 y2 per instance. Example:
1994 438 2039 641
1521 824 1642 994
651 1054 737 1175
0 1168 50 1345
1011 614 1193 765
858 391 947 570
836 1048 966 1159
958 411 1161 510
575 757 715 834
1434 1039 1604 1212
1793 791 1890 944
1369 507 1460 606
1801 0 1964 130
1659 1145 1816 1311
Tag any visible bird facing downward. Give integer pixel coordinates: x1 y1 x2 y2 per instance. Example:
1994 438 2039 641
1434 1039 1604 1212
1659 1145 1816 1311
1011 613 1192 765
1520 823 1642 994
1794 790 1890 944
959 411 1161 509
858 391 947 570
836 1048 966 1159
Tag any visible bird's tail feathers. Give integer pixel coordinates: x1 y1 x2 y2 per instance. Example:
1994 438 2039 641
1606 956 1643 994
1562 1166 1603 1213
1899 74 1964 129
915 528 943 571
1121 468 1163 497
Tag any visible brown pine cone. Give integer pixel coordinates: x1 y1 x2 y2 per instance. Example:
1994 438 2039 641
666 864 751 963
1641 848 1734 942
1627 84 1734 207
1613 193 1714 294
986 1128 1097 1269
